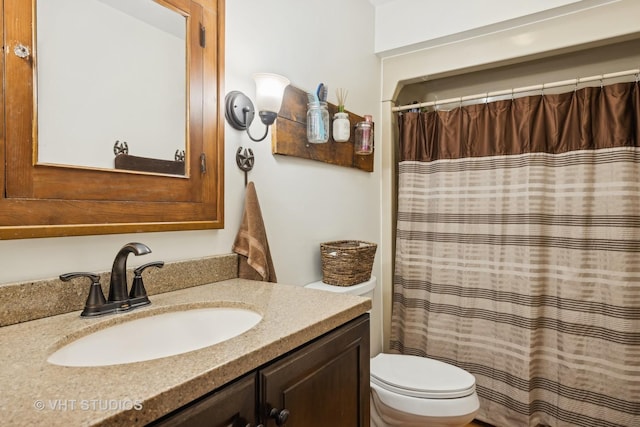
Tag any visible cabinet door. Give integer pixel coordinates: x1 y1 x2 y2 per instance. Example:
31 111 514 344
259 314 370 427
151 373 257 427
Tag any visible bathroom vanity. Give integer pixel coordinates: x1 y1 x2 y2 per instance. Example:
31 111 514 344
152 314 369 426
0 274 371 426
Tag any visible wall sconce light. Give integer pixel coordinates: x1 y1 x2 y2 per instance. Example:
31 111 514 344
225 73 290 142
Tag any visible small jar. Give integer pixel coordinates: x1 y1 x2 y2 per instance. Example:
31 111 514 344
307 102 329 144
354 115 373 155
332 112 350 142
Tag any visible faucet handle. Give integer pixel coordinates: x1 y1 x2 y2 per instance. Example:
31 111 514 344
60 272 107 317
129 261 164 300
133 261 165 277
60 271 100 282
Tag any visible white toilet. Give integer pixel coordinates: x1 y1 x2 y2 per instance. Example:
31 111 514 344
305 277 480 427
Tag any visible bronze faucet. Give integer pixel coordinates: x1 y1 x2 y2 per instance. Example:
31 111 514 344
60 242 162 317
108 242 152 309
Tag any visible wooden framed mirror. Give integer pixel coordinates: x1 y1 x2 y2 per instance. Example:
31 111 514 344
1 0 224 239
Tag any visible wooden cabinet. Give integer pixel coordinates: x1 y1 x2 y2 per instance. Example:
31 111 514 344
1 0 224 239
151 374 257 427
151 314 370 427
260 314 370 427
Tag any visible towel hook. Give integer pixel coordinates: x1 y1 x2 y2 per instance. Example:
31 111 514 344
236 147 255 187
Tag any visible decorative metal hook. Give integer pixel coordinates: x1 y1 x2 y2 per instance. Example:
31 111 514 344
236 147 255 187
113 140 128 155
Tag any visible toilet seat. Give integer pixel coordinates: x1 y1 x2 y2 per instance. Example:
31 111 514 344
371 354 476 399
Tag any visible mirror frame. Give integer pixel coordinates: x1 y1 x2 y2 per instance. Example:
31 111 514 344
1 0 225 239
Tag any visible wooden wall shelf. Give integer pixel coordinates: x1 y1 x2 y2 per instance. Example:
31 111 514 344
271 86 374 172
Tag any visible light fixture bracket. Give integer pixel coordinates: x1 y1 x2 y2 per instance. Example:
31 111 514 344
225 90 255 131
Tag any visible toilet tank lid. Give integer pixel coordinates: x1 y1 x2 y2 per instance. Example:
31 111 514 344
305 276 376 295
371 353 476 398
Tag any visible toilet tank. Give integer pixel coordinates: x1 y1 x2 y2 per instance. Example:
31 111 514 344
305 276 377 300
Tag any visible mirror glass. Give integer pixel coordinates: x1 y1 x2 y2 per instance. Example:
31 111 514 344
36 0 187 174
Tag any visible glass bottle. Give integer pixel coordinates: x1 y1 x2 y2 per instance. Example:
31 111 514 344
307 102 329 143
332 112 350 142
354 115 373 155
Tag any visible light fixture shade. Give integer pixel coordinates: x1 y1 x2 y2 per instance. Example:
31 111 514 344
253 73 290 113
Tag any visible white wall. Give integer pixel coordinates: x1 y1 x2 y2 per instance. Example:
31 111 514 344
224 0 380 285
372 0 613 55
0 0 383 352
224 0 382 353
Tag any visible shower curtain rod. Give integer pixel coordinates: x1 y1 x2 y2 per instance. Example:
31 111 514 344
392 68 640 113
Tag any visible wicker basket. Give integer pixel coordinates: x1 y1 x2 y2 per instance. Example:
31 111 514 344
320 240 377 286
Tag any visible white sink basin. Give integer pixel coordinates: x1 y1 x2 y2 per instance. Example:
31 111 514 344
47 307 262 367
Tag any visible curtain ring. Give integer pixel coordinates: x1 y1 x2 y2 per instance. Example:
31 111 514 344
433 96 439 111
511 88 515 102
458 96 463 110
574 77 579 92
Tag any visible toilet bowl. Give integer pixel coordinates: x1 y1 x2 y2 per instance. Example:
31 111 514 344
305 277 479 427
370 353 479 427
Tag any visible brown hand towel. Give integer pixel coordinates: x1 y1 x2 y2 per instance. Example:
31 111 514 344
232 181 277 282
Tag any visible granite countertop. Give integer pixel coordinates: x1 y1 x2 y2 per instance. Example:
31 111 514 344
0 279 371 426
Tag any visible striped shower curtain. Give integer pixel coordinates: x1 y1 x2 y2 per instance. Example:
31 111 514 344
390 82 640 427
